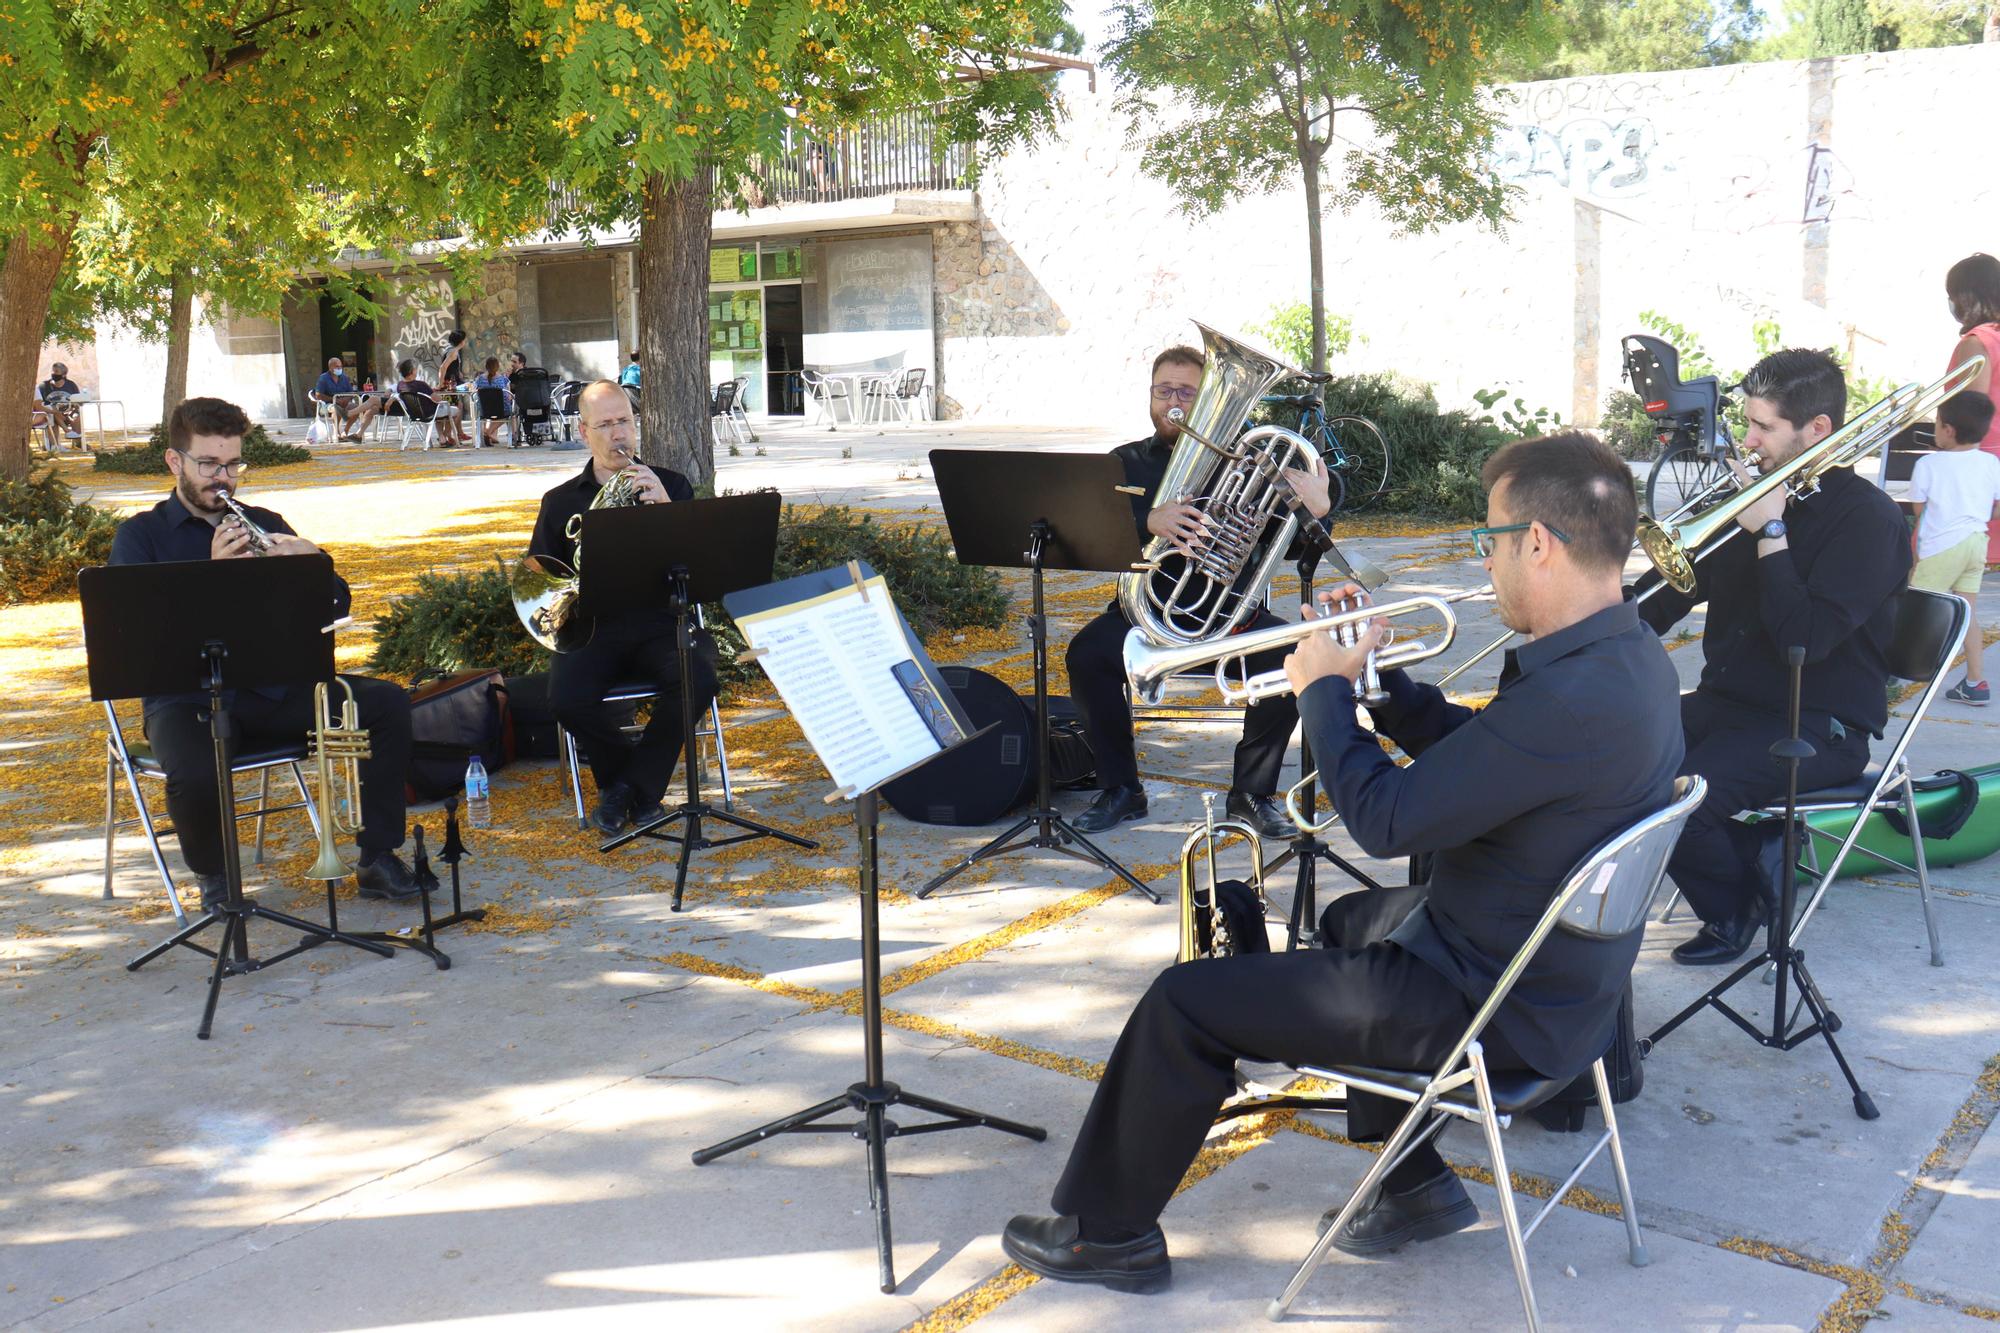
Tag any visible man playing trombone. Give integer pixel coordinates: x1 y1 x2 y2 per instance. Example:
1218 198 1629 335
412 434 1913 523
107 397 419 907
1639 349 1910 965
1002 433 1683 1292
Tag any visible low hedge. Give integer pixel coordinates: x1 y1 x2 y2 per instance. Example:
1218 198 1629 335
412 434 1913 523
0 471 121 604
1260 373 1507 518
93 423 311 474
367 503 1009 694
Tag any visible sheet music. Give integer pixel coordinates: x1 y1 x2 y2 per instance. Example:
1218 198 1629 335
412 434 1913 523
736 575 942 795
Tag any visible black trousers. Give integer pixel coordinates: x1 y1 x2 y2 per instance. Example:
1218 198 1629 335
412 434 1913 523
1065 605 1298 794
550 617 719 807
1666 689 1869 927
1050 882 1526 1231
142 676 411 878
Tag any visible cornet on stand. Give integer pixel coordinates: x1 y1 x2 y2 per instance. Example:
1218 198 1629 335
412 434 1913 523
1177 792 1267 962
306 679 371 882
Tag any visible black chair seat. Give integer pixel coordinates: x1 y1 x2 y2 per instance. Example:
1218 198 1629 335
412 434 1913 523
1334 1064 1570 1116
125 740 309 775
1786 763 1887 807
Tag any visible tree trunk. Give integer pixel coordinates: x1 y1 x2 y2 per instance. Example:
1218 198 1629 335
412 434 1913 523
161 268 193 425
1300 137 1327 376
637 167 715 491
0 224 75 482
1986 3 1998 42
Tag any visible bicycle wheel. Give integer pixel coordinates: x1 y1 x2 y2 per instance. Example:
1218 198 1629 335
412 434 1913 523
1644 444 1725 518
1321 415 1391 512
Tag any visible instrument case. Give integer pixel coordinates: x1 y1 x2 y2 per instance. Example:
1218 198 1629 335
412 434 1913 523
1758 763 2000 881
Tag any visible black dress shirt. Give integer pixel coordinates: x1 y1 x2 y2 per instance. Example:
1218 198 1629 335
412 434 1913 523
1297 597 1684 1080
527 461 696 631
1638 467 1909 737
107 491 352 710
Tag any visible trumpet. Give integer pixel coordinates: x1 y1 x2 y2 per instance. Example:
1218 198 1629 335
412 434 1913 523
1122 592 1463 709
216 488 274 554
1178 792 1267 962
306 678 370 881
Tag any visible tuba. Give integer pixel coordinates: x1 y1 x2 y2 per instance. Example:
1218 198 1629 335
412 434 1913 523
510 466 648 652
1117 323 1326 645
1178 792 1267 962
306 679 370 881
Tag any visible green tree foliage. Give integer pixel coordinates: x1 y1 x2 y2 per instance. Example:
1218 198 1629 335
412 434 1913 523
1757 0 1989 57
1102 2 1556 376
1487 1 1763 80
1806 0 1881 51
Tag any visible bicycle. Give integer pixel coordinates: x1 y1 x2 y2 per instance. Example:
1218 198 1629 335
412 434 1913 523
1259 371 1393 513
1625 333 1743 518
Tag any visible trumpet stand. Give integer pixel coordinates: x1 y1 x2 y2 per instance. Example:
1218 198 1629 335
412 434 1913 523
125 645 393 1039
1260 553 1384 948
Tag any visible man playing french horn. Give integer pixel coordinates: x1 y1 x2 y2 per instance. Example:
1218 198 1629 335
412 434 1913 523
107 397 419 906
1003 432 1683 1293
526 380 717 836
1640 348 1912 965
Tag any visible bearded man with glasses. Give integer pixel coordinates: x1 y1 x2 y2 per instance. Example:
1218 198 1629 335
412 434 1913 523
107 397 419 908
1062 345 1334 839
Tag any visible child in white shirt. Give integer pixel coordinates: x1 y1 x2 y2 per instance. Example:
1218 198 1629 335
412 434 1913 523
1908 390 2000 702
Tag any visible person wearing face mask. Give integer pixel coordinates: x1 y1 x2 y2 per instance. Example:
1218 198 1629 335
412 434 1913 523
524 381 717 836
1638 348 1911 965
107 397 419 907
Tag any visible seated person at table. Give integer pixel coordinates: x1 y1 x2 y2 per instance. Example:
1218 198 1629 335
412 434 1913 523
107 397 419 907
620 351 642 390
525 382 717 836
40 363 82 440
473 357 514 446
1001 432 1682 1294
312 356 378 441
394 359 465 447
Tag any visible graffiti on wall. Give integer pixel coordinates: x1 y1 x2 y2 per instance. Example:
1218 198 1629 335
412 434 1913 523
387 278 456 360
1490 118 1660 200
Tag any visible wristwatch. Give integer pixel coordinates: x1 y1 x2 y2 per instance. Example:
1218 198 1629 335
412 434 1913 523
1757 519 1787 542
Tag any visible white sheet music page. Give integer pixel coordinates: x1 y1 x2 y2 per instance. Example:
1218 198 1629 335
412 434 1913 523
734 574 938 795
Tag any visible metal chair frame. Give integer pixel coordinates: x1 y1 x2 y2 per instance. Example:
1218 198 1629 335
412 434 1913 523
1267 775 1708 1329
800 369 852 427
100 702 323 926
393 386 456 451
1659 589 1967 968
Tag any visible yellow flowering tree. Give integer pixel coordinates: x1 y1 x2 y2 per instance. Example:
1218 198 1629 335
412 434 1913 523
1105 1 1555 374
477 0 1077 486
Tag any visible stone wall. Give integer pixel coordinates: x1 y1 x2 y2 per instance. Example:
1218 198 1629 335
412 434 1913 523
459 260 522 370
944 43 2000 430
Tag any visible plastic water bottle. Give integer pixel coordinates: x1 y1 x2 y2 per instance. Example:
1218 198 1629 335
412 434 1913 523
464 755 491 828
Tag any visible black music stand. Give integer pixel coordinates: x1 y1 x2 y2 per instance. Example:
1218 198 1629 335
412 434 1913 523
588 494 819 907
1260 543 1384 949
692 570 1046 1291
1641 647 1878 1119
79 558 394 1040
917 449 1156 901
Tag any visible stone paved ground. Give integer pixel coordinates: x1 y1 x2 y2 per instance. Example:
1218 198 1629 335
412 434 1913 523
3 418 1998 1332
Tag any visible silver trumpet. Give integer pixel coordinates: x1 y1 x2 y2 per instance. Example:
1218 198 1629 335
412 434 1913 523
216 488 274 554
1122 592 1461 708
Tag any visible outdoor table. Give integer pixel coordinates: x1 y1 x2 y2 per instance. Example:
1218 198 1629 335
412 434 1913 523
816 371 894 427
52 398 127 451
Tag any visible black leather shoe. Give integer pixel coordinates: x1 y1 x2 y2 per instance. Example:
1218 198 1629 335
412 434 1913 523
1228 789 1294 841
1000 1215 1171 1293
629 797 668 828
591 783 634 836
195 872 228 913
1671 913 1760 965
1319 1169 1479 1255
1076 786 1147 833
356 853 421 900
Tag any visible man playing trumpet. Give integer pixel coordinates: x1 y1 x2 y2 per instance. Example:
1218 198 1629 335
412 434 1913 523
107 397 419 907
1639 349 1910 965
526 380 717 836
1002 432 1682 1293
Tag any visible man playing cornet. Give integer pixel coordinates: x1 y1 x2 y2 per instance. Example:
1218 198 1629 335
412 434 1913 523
1002 432 1682 1294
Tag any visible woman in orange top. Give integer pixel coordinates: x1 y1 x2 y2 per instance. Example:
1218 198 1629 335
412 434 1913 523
1946 254 2000 559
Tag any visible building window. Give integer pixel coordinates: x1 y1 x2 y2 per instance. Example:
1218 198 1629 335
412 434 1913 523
537 259 617 379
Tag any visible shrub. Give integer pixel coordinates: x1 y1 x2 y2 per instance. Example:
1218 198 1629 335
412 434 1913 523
93 423 312 474
1261 374 1505 519
1598 389 1659 461
366 505 1008 695
0 471 121 604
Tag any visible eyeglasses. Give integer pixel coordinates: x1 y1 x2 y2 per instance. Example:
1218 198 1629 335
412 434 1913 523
1151 385 1199 404
180 456 249 479
1470 521 1570 557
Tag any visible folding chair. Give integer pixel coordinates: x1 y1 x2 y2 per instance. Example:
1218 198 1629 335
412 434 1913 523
800 370 850 426
710 381 748 448
552 380 585 442
1267 775 1708 1330
1734 587 1969 967
476 385 512 447
393 386 450 451
726 376 756 442
100 702 323 926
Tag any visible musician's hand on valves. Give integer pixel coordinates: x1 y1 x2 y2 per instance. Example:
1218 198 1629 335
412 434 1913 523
1281 466 1333 519
627 466 669 505
211 520 256 560
1284 585 1382 696
1146 493 1207 554
1728 456 1788 534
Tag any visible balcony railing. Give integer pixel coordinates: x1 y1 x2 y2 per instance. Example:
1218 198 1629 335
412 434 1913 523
755 108 972 205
